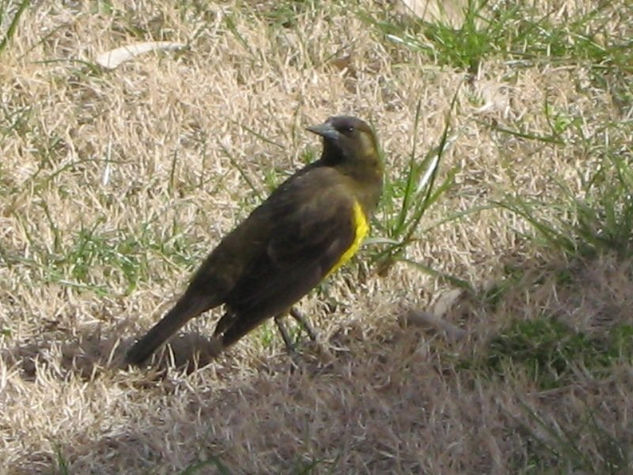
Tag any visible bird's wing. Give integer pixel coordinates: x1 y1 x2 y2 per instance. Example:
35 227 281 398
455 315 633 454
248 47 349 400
219 168 358 342
268 185 356 276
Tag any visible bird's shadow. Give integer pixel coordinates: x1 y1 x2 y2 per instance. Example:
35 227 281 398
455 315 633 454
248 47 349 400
6 312 458 473
1 322 226 382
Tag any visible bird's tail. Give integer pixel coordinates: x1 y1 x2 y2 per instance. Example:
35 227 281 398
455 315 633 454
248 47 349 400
125 293 213 366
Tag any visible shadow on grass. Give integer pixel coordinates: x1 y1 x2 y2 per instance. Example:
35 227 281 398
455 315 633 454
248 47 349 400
3 250 632 473
0 322 227 382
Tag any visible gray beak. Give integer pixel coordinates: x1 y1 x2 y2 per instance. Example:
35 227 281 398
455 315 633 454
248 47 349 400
306 121 340 141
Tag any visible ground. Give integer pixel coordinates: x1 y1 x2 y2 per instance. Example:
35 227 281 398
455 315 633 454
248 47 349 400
1 1 632 473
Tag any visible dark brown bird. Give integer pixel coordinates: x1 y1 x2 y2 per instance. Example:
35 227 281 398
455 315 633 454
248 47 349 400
125 116 383 366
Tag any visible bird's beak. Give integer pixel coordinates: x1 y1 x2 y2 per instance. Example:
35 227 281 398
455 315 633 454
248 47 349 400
306 121 340 141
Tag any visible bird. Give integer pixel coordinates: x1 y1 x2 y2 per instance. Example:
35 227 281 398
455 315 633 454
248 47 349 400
125 115 383 367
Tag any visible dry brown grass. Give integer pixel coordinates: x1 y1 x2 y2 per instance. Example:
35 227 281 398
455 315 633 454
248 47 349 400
1 0 632 473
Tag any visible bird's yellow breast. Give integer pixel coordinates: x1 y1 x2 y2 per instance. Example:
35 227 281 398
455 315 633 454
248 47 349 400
327 200 369 276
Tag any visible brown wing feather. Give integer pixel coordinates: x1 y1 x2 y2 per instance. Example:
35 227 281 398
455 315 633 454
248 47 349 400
216 169 357 346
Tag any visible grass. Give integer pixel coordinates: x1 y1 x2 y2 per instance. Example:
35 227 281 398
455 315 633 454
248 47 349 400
514 399 632 473
0 0 29 54
1 0 632 472
494 123 633 259
363 0 633 75
371 95 458 266
477 316 633 389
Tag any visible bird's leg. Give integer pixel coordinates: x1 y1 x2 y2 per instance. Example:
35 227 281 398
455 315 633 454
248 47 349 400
275 308 317 356
289 307 317 341
274 315 295 353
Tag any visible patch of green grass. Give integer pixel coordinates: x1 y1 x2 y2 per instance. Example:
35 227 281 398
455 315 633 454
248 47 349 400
58 222 147 292
0 96 68 171
369 0 519 74
478 263 526 311
181 455 231 475
363 0 633 77
254 0 318 29
479 317 632 389
512 401 631 473
426 2 633 266
0 102 32 139
89 0 114 15
495 132 633 260
3 210 201 296
53 445 71 475
290 455 328 474
369 92 477 290
255 320 278 349
608 324 633 359
0 0 29 54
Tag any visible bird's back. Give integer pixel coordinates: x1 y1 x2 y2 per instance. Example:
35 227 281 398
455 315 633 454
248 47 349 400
189 165 360 344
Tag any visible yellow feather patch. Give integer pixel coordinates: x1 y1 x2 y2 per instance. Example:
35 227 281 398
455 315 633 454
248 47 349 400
327 200 369 276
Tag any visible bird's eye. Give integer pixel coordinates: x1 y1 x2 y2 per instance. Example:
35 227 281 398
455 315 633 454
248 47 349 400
342 126 354 134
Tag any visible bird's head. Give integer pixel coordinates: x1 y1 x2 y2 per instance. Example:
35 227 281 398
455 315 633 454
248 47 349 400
306 116 381 170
